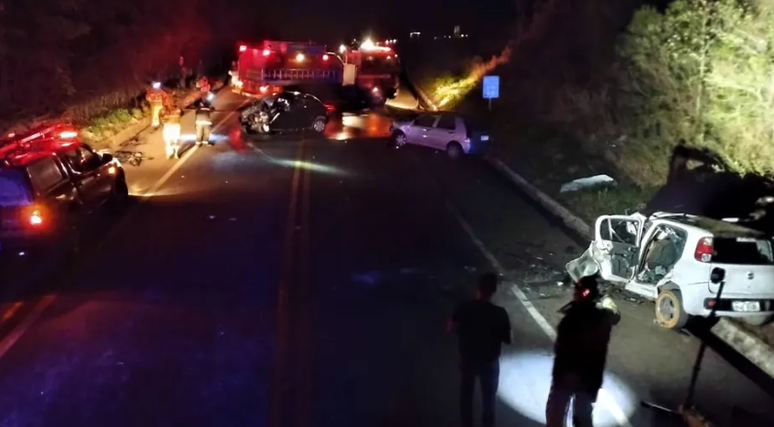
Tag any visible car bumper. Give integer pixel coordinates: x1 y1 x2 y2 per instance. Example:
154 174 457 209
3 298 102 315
698 297 774 317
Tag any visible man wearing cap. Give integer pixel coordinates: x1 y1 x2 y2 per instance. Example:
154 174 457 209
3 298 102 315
546 273 621 427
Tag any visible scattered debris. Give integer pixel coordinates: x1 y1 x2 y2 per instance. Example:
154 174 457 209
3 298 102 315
560 174 616 193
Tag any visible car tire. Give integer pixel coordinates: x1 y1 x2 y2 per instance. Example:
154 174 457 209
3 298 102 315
391 131 407 148
312 116 326 133
740 314 773 326
446 141 463 159
655 289 690 330
110 178 129 210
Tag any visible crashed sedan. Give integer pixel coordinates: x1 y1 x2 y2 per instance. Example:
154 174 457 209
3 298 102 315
566 212 774 329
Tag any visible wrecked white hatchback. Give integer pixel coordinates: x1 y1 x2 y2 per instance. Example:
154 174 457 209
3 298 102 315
566 212 774 329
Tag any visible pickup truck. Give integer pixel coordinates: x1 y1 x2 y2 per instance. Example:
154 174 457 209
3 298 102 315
0 143 127 258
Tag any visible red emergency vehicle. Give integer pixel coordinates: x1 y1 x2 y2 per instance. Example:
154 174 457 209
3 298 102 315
232 40 343 97
342 41 400 103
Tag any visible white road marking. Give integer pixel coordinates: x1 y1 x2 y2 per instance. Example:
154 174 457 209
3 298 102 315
444 200 634 427
0 103 243 361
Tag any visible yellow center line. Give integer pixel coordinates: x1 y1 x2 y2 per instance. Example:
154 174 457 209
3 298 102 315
270 141 305 427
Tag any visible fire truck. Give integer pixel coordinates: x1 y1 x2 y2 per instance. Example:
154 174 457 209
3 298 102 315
341 40 400 104
231 40 341 97
231 39 399 106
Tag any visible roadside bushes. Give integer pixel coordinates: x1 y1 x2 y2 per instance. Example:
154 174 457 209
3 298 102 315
506 0 774 190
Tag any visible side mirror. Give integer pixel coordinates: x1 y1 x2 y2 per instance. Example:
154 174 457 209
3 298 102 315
101 153 113 163
710 267 726 284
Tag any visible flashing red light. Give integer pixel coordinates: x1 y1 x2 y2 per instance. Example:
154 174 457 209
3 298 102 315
239 45 247 52
7 132 15 138
260 85 268 93
263 49 271 57
322 54 330 61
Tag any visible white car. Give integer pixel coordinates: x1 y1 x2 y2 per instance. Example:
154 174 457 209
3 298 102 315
566 212 774 329
389 113 490 159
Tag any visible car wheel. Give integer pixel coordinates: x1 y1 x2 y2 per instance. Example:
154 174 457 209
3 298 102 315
655 289 690 330
392 131 407 148
740 314 773 326
446 141 463 159
111 178 129 209
312 117 326 133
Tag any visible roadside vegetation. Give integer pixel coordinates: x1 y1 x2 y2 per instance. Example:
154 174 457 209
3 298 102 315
0 0 242 138
419 0 774 221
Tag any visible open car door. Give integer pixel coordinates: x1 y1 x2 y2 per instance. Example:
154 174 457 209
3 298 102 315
594 215 645 283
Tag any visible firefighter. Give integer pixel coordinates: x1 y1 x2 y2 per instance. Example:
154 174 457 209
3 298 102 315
146 82 168 128
194 98 213 146
161 105 183 159
546 273 621 427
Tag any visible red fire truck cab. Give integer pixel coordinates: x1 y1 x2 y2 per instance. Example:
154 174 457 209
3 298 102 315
342 44 400 104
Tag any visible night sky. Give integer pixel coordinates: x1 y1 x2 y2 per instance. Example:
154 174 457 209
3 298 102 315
220 0 515 44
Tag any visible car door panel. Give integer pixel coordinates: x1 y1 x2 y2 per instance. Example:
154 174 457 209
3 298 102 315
594 215 645 282
409 114 439 146
429 114 458 149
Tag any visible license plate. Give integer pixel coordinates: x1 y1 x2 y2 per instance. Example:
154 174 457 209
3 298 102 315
732 301 760 312
481 135 489 141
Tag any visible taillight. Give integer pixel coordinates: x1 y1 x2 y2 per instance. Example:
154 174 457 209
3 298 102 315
694 236 713 263
322 54 329 61
29 209 43 227
239 45 247 52
324 103 335 112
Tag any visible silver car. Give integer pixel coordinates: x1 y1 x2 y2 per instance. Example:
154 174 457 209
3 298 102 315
389 113 491 159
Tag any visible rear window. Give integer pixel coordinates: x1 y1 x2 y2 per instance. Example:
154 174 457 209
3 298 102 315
463 116 488 132
0 168 33 207
713 237 774 265
27 157 65 193
437 115 456 130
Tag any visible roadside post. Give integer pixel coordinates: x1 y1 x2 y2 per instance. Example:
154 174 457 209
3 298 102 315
482 75 499 111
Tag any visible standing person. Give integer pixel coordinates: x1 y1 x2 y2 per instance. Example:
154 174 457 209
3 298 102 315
449 273 512 427
194 99 213 146
161 106 183 159
146 82 168 129
546 273 621 427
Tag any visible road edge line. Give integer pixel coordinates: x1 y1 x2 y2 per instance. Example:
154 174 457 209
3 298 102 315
444 200 633 427
485 154 774 382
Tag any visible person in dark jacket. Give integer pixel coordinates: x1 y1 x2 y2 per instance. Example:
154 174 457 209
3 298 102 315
449 273 512 427
546 273 621 427
194 99 213 146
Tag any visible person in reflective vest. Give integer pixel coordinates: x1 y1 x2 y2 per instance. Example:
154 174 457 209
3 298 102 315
195 99 213 146
146 82 168 128
161 106 183 159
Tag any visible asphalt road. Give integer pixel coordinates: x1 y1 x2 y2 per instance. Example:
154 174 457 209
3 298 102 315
0 90 772 427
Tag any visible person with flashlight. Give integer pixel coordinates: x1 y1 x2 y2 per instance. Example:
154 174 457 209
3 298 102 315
449 273 512 427
546 273 621 427
161 104 183 159
146 82 168 129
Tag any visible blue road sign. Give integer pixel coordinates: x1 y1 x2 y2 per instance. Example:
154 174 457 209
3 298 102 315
483 76 500 99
